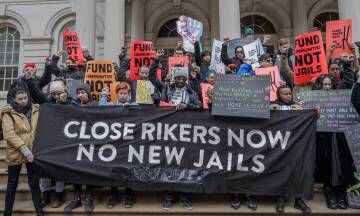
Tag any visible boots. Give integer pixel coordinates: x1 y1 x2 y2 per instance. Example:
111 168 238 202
64 192 82 213
41 191 51 207
294 198 311 214
52 192 63 208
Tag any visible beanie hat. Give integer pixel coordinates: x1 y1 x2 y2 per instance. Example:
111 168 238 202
174 67 188 78
76 83 92 96
49 80 66 94
24 63 36 70
205 69 216 78
259 53 272 62
244 27 254 37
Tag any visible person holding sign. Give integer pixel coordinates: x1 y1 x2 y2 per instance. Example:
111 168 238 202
48 51 84 80
312 74 356 210
221 37 245 71
194 40 211 80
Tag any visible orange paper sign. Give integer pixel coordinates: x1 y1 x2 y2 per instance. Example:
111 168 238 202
63 31 84 65
84 60 117 102
201 83 214 109
255 66 280 101
130 41 156 80
326 19 352 59
294 31 328 85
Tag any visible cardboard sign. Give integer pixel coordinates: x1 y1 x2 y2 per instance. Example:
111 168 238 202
299 89 360 132
343 123 360 172
243 38 265 69
212 74 270 118
294 31 328 85
326 19 352 59
63 31 84 65
84 60 117 102
201 83 214 109
130 41 156 80
227 38 253 59
255 66 281 101
177 16 203 53
135 80 155 104
168 56 189 83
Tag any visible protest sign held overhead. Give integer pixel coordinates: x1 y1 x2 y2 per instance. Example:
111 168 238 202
168 56 189 83
34 104 317 199
242 38 265 69
135 80 155 104
294 31 328 85
84 60 117 102
63 31 84 65
227 38 253 59
212 74 270 119
326 19 352 59
299 89 360 132
255 66 281 101
130 41 156 80
177 16 203 53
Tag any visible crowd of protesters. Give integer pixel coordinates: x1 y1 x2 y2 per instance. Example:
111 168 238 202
1 25 360 216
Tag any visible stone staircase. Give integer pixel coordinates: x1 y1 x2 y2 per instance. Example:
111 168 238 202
0 140 360 215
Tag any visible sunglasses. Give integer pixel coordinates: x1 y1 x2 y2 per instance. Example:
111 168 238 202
263 59 273 63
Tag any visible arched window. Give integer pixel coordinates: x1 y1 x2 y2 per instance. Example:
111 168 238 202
157 18 180 38
313 12 339 32
241 15 276 34
0 26 20 91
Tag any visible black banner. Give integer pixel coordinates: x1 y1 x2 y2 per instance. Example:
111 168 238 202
212 74 270 119
299 90 360 132
33 104 317 199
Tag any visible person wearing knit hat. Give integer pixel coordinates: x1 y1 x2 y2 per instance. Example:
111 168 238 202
244 27 255 39
75 83 96 106
23 63 37 79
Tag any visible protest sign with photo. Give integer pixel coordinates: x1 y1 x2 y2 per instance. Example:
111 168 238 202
294 31 328 85
63 31 84 65
299 89 360 132
242 38 265 69
135 80 155 104
177 16 203 53
255 66 281 101
168 56 189 83
84 60 117 102
34 104 317 199
212 74 270 118
326 19 352 59
130 41 156 80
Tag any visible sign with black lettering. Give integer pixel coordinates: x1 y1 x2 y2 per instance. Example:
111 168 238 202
343 124 360 172
212 74 270 118
84 60 117 102
63 31 84 65
294 31 328 85
33 104 317 199
298 90 360 132
130 41 156 80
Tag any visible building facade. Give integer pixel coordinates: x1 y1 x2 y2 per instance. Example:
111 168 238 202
0 0 359 106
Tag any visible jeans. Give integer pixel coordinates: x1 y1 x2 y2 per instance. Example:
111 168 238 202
73 184 94 200
4 163 43 215
164 191 189 201
40 178 64 193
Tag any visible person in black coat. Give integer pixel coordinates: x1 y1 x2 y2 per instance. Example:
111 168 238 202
48 51 84 80
221 37 245 71
194 41 210 81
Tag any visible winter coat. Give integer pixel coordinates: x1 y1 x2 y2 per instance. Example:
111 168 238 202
338 62 357 89
149 58 202 110
48 55 84 80
1 104 39 165
221 44 244 70
194 41 209 82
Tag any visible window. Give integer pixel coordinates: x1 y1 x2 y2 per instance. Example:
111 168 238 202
157 18 180 38
0 26 20 91
313 12 339 32
241 15 276 34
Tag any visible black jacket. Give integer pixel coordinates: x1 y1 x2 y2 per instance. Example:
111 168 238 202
221 44 244 70
48 55 84 80
338 62 357 89
149 58 202 110
194 41 209 82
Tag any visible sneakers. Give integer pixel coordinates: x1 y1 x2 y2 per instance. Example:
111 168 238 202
276 196 285 213
230 194 241 209
180 198 193 210
161 198 172 210
294 198 311 214
246 195 257 211
107 195 117 209
84 197 95 214
64 199 82 213
124 195 134 208
41 191 51 207
52 192 63 208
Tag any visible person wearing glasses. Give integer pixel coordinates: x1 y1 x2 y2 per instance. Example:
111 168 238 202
221 37 245 71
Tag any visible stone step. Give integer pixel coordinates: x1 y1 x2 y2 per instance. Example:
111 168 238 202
0 168 28 185
0 155 7 169
1 193 360 216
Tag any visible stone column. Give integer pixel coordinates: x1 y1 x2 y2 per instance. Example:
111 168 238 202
75 0 96 55
219 0 241 39
131 0 145 41
339 0 360 43
104 0 125 62
291 0 308 36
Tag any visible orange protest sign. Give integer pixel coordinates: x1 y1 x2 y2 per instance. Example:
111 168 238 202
201 83 213 109
168 56 189 83
130 41 156 80
63 31 84 65
326 19 352 59
294 31 328 85
255 66 280 101
84 60 117 102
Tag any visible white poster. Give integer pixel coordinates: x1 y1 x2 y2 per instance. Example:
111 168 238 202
242 38 265 69
177 16 204 53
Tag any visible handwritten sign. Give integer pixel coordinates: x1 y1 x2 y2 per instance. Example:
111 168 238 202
135 80 155 104
255 66 281 101
326 19 352 59
343 124 360 172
